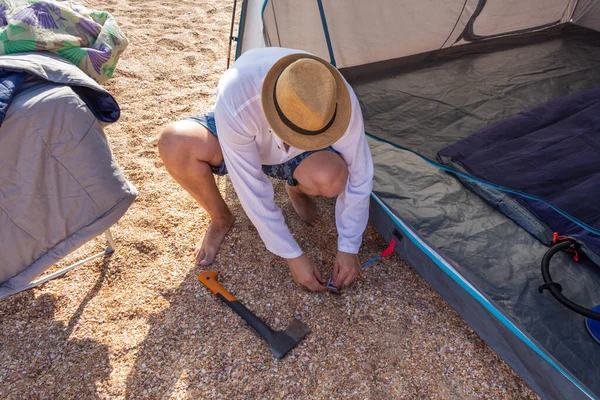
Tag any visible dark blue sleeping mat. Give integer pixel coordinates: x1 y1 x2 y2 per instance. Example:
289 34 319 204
438 88 600 261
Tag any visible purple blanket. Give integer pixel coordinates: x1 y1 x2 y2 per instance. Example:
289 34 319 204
438 88 600 258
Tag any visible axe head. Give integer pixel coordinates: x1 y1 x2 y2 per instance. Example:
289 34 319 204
268 318 310 359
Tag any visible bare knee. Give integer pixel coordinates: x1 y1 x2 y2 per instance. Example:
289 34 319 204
157 121 222 169
157 123 183 164
313 158 348 198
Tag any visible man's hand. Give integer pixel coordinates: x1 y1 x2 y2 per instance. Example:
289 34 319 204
286 254 326 291
332 251 361 287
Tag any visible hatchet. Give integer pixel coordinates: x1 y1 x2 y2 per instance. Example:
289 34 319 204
198 271 310 359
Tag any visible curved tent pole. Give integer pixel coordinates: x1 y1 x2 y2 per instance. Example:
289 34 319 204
440 0 468 49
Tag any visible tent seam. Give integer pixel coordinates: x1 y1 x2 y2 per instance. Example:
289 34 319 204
316 0 336 66
440 0 468 49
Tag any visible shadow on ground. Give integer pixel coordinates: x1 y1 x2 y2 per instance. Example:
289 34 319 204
0 258 113 399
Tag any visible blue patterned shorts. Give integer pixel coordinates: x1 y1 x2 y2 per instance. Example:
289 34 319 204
185 112 338 186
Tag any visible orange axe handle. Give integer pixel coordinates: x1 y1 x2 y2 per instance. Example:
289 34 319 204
197 270 310 359
198 271 237 301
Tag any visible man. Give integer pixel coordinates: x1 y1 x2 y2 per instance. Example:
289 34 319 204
158 48 373 291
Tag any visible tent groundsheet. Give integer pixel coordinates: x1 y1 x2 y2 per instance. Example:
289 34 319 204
368 137 600 399
352 27 600 400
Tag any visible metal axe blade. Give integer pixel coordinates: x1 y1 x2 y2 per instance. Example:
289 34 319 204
198 271 310 359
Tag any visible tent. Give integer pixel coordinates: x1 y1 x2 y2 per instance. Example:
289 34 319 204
234 1 600 399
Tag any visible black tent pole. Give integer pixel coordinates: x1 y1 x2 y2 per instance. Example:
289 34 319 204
226 0 238 69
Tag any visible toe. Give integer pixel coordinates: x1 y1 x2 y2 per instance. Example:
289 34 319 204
199 248 216 266
195 250 205 266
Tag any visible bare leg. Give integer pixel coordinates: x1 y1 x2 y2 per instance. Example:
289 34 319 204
287 150 349 225
158 120 234 266
285 184 322 226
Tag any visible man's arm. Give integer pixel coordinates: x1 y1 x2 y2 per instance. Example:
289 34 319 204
214 99 325 291
214 98 301 258
330 93 374 286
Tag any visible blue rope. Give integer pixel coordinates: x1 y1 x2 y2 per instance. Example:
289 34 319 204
362 255 381 269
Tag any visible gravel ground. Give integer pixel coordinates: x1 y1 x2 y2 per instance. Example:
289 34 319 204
0 0 539 398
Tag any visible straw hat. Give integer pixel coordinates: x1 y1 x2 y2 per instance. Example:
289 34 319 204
261 53 351 151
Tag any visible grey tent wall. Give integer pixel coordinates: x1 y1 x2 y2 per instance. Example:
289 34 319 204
261 0 330 60
233 2 600 398
236 0 600 63
574 0 600 31
369 198 595 400
247 0 579 69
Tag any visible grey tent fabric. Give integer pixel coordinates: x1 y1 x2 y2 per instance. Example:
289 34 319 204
368 140 600 400
574 0 600 31
261 0 471 67
351 26 600 160
255 0 578 68
0 53 137 298
352 29 600 397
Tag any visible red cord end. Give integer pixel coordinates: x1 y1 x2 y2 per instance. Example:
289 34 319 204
380 238 397 258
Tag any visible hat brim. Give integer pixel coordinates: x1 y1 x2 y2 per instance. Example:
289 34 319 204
261 53 351 151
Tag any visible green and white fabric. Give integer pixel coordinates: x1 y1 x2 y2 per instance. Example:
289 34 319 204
0 0 128 83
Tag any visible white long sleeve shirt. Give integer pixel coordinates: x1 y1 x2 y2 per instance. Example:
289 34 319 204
214 47 374 259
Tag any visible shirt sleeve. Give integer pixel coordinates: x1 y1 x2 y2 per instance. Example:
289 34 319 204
332 93 374 254
213 98 303 259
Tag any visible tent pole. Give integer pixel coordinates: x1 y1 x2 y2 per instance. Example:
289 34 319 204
227 0 238 69
234 0 248 60
316 0 336 66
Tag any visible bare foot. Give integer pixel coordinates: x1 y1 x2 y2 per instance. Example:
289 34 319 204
286 184 321 226
194 214 235 266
